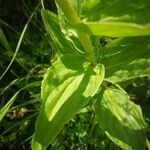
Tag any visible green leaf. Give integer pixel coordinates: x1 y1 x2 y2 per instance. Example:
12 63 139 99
41 54 88 101
56 0 150 37
80 0 101 21
73 0 150 37
106 58 150 83
98 37 150 82
32 55 105 149
80 0 150 24
45 64 104 121
56 6 85 54
94 86 146 150
72 22 150 37
100 37 150 67
0 29 11 51
41 10 79 56
0 91 19 121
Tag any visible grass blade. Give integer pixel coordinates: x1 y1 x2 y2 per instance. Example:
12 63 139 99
0 91 20 122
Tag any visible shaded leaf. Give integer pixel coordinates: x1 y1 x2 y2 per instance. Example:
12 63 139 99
100 37 150 67
80 0 150 24
106 58 150 83
56 7 85 54
98 37 150 82
94 86 146 150
41 10 79 56
0 29 11 50
0 91 19 121
56 0 100 56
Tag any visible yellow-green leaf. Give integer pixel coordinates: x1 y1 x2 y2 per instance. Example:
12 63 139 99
95 87 146 150
41 54 88 102
72 22 150 37
99 37 150 83
32 55 105 150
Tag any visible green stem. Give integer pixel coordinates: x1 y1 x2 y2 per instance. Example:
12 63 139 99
41 0 45 9
146 139 150 150
77 32 96 64
56 0 96 65
56 0 80 23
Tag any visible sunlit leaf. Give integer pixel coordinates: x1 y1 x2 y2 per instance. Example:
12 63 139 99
32 54 105 149
41 54 88 101
73 0 150 37
95 86 146 150
72 22 150 37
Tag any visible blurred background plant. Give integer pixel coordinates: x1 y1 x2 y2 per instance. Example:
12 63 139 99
0 0 53 149
0 0 149 150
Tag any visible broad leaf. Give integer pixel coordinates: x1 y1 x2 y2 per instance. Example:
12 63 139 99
100 37 150 68
73 0 150 37
41 54 88 101
98 37 150 82
81 0 150 24
106 58 150 83
32 55 105 149
45 64 104 121
72 22 150 37
94 86 146 150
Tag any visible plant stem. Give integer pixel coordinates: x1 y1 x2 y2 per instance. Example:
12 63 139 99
56 0 96 65
56 0 80 23
77 32 96 64
41 0 45 9
147 139 150 150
